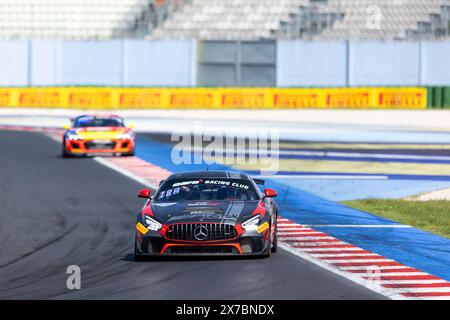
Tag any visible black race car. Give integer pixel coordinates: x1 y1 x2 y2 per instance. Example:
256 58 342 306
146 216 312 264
134 171 278 259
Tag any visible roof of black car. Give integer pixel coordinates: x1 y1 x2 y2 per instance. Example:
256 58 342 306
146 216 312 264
166 171 251 180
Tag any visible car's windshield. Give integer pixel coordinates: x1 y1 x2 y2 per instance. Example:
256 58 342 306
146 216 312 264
74 117 124 128
155 178 259 202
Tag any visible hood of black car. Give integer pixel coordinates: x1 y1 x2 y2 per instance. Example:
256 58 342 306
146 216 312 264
151 200 260 224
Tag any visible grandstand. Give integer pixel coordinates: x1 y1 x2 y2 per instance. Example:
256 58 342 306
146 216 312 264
151 0 450 40
0 0 185 39
0 0 448 40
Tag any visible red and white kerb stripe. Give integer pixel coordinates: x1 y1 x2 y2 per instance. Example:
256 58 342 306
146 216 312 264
277 217 450 300
105 156 172 188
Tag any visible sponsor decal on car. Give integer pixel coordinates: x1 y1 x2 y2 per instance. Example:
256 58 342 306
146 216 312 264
257 222 269 234
136 222 148 235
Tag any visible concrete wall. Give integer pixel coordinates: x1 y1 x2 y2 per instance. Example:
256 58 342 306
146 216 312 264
277 40 450 87
1 39 450 87
348 41 421 86
2 39 197 87
277 40 348 87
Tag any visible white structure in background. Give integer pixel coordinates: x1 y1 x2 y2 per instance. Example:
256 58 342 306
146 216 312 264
0 0 177 39
149 0 450 40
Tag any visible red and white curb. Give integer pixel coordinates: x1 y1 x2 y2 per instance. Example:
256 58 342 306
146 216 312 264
277 217 450 300
5 126 449 300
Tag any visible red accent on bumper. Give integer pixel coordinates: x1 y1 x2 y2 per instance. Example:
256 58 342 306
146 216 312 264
160 243 243 255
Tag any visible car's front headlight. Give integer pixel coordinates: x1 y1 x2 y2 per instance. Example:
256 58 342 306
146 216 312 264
67 134 81 141
242 215 260 231
143 215 162 231
118 133 133 140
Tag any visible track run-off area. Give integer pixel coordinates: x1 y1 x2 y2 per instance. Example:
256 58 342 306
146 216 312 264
0 127 450 299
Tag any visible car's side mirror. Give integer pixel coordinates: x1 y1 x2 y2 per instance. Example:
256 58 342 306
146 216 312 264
264 188 277 198
158 179 165 187
138 189 152 199
63 124 70 130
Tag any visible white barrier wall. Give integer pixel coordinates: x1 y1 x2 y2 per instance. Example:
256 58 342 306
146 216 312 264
277 40 450 87
0 40 29 86
0 39 450 87
277 40 348 87
421 41 450 85
3 39 197 87
123 40 196 86
348 41 420 86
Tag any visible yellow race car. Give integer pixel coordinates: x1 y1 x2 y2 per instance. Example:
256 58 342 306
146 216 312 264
62 114 135 157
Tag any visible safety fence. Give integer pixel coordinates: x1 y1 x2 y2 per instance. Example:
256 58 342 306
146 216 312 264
0 87 427 110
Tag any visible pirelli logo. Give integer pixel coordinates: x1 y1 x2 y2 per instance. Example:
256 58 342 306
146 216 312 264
119 93 161 108
326 93 370 108
0 92 11 106
69 93 111 107
222 94 265 108
274 94 319 108
171 94 213 108
19 92 61 107
379 92 424 108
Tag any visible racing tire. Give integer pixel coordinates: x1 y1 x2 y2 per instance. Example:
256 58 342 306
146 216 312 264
271 219 278 253
61 144 73 158
123 150 135 157
134 243 146 262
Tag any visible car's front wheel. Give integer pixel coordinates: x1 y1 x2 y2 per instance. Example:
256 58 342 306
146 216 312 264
61 141 73 158
134 241 145 261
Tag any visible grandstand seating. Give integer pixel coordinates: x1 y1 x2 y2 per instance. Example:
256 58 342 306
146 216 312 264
150 0 450 40
0 0 155 39
0 0 448 40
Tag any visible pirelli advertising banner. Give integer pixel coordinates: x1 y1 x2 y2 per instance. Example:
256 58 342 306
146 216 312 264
0 87 427 109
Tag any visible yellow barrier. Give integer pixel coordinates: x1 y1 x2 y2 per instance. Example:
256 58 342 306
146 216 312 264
0 87 427 109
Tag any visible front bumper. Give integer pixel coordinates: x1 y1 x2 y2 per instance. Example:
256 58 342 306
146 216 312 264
135 223 271 256
64 138 135 155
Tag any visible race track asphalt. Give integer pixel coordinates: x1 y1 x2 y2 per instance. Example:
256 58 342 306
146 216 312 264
0 130 383 300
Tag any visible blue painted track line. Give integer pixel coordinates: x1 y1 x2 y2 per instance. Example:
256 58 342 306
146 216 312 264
135 135 450 282
275 154 450 164
246 170 450 181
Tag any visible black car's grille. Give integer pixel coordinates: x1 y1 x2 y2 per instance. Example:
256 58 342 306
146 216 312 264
166 223 238 241
166 246 238 254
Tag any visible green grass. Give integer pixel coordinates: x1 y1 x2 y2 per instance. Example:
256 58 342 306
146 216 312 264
342 199 450 239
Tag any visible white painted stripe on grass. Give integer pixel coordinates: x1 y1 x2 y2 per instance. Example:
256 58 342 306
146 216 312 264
94 157 157 189
279 243 409 300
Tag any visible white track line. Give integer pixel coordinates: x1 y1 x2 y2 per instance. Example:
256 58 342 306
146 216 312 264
94 157 156 189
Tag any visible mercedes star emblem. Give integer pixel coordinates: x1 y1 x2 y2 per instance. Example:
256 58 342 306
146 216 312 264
194 225 208 241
